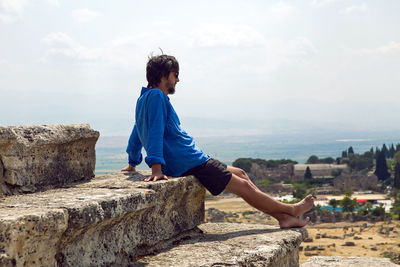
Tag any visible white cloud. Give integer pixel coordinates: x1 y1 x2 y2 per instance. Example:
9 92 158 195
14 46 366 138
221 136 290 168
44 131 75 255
41 32 154 66
340 3 367 14
191 24 265 47
270 2 299 21
72 8 100 23
310 0 341 7
45 0 59 6
0 0 28 23
42 32 102 60
357 41 400 54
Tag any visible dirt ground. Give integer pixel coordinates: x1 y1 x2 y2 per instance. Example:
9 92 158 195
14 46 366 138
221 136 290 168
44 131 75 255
205 196 400 264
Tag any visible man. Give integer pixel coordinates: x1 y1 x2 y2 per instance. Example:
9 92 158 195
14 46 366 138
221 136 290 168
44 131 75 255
122 54 313 228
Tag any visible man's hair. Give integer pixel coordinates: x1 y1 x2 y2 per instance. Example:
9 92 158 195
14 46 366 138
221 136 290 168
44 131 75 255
146 54 179 88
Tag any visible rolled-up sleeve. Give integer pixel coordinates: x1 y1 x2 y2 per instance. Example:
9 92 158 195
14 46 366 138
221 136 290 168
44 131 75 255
144 92 167 167
126 124 143 166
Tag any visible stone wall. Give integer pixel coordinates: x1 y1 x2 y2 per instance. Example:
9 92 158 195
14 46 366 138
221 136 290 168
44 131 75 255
0 124 307 266
250 163 294 183
334 173 379 191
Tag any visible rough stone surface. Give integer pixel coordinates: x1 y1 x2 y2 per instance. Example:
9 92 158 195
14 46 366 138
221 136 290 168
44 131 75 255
301 256 400 266
0 124 99 195
0 171 205 266
135 223 307 267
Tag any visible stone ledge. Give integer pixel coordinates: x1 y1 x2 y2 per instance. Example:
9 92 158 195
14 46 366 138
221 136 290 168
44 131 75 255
0 124 99 195
135 222 307 267
0 171 205 266
301 256 400 266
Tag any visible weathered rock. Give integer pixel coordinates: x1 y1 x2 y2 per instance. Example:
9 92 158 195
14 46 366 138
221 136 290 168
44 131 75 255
301 256 400 267
0 124 99 195
342 241 356 246
135 223 307 267
206 207 226 222
0 171 205 266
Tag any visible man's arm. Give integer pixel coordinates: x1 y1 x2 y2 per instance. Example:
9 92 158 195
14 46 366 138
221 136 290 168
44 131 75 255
143 92 168 181
122 124 142 172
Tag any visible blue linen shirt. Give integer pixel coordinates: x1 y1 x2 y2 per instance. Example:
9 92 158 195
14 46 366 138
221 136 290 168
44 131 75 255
126 87 210 176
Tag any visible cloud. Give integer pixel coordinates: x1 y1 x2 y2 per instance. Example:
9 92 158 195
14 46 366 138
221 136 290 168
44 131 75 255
42 32 103 60
0 0 28 23
41 32 154 66
270 2 299 21
340 3 367 14
72 8 100 23
356 41 400 54
45 0 59 6
191 24 265 47
310 0 341 7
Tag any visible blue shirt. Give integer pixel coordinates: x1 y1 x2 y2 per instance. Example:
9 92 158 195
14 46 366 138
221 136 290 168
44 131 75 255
126 87 210 176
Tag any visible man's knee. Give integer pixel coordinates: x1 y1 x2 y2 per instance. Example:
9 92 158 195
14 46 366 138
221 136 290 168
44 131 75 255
226 175 254 196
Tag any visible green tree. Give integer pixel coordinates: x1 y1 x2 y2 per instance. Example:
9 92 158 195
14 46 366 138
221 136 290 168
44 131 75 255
392 192 400 219
232 158 253 172
329 199 338 211
382 144 389 158
375 147 381 160
341 196 356 212
365 202 373 213
348 146 354 155
396 144 400 152
304 166 313 180
390 144 396 158
342 150 348 158
372 204 385 218
307 155 319 164
394 162 400 190
375 151 390 181
344 188 353 197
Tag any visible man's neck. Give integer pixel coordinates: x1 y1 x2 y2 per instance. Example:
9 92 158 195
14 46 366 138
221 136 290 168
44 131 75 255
155 83 168 96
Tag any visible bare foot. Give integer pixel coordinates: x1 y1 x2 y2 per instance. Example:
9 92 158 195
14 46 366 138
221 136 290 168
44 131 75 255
121 165 136 172
279 214 310 229
293 195 314 217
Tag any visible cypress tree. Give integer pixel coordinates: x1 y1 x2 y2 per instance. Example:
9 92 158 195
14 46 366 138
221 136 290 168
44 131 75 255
342 150 348 158
370 147 374 153
304 166 313 180
382 144 389 158
396 143 400 152
375 151 390 181
348 146 354 155
390 144 396 158
375 147 381 161
394 162 400 190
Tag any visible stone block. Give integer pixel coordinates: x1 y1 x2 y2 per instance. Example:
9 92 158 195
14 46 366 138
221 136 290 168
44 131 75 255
0 124 99 195
301 256 400 266
135 222 307 267
0 171 205 266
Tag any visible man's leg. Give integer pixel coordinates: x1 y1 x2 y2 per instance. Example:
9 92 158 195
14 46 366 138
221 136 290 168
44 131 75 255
224 174 313 227
226 166 260 191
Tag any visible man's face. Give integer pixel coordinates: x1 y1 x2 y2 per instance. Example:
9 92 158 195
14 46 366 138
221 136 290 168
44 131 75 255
166 71 179 95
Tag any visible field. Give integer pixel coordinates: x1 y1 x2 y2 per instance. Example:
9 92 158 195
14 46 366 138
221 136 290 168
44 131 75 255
205 196 400 264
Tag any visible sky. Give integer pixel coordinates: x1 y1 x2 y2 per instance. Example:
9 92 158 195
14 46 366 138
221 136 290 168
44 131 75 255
1 0 399 138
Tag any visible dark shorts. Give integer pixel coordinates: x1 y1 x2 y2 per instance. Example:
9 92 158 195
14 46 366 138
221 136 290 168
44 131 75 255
182 159 232 196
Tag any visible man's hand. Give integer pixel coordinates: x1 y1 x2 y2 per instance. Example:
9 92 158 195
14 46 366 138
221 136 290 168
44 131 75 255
121 165 136 172
143 163 168 182
143 174 168 182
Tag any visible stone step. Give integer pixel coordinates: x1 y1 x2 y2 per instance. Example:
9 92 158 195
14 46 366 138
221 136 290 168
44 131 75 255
0 171 205 266
136 222 307 267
